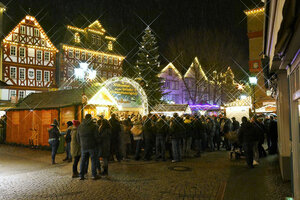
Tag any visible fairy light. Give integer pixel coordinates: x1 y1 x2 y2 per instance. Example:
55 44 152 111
105 36 116 41
184 57 208 81
87 28 104 35
244 7 265 15
160 63 182 79
67 25 85 33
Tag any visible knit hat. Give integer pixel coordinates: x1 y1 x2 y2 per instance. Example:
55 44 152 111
66 121 73 127
51 119 59 126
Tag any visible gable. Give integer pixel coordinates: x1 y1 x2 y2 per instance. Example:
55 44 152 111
3 15 58 52
160 63 182 79
88 20 106 33
88 87 118 107
184 57 207 80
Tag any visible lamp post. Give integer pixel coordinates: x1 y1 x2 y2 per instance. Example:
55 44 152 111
249 76 257 115
74 63 96 119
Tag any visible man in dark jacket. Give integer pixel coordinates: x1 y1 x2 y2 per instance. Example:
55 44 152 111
183 115 193 157
48 119 60 164
269 116 278 154
206 117 215 151
238 116 256 168
192 116 203 157
109 113 121 161
231 117 240 132
143 114 154 160
170 113 185 162
77 114 99 180
155 115 168 161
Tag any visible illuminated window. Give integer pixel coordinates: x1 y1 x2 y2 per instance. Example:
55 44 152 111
10 46 16 56
37 50 42 60
68 49 74 58
108 57 113 64
20 25 26 34
44 52 50 61
34 28 39 37
104 56 108 63
19 68 25 80
98 55 102 63
75 50 80 59
108 41 113 51
44 71 50 82
36 70 42 81
74 33 80 43
81 52 86 60
10 67 16 79
19 47 25 57
27 27 33 36
114 58 118 65
19 90 25 99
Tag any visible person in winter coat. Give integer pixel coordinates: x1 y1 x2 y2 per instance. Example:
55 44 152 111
200 115 207 151
238 116 256 168
120 119 132 160
131 116 144 160
192 116 203 157
183 115 193 157
155 115 168 161
223 117 232 150
251 116 263 165
71 120 81 178
98 119 112 176
214 117 221 151
206 118 215 151
269 115 278 154
77 114 99 180
48 119 61 164
231 117 240 132
143 114 154 161
170 113 185 162
63 121 73 162
109 114 121 161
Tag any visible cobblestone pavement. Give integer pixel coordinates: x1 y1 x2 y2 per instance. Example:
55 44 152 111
0 145 292 200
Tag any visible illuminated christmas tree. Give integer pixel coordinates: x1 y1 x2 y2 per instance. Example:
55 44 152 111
136 26 163 108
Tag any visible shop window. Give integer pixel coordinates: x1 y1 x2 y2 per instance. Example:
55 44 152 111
10 67 16 79
19 68 25 80
10 46 16 56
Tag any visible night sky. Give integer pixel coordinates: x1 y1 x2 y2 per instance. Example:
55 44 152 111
1 0 262 80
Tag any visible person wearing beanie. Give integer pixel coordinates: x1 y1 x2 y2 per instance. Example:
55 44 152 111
48 119 61 164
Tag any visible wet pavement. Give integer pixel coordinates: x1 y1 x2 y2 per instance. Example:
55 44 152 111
0 145 292 200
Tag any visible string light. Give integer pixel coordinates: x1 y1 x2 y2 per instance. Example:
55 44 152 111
105 36 116 41
160 63 183 79
244 7 264 15
67 25 85 33
184 57 208 81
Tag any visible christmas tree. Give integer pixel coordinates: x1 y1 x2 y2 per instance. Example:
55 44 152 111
136 26 163 109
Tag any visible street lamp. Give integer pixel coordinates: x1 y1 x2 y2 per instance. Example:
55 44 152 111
249 76 257 115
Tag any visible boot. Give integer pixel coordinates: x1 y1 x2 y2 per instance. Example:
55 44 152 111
72 172 79 178
101 168 108 176
63 157 68 161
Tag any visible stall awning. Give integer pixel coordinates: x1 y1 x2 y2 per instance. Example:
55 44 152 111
151 104 191 114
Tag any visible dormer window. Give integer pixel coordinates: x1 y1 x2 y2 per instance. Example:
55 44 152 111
20 25 26 34
74 32 80 43
34 28 39 37
92 34 96 44
108 41 113 51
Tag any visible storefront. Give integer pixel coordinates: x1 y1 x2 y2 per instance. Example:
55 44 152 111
5 77 148 146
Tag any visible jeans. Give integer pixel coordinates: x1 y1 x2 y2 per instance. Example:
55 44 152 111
172 138 181 161
135 139 143 160
65 142 71 159
243 143 254 167
156 135 166 160
207 135 214 151
182 137 192 157
253 141 259 162
73 155 80 173
80 149 97 178
49 139 59 163
194 139 202 156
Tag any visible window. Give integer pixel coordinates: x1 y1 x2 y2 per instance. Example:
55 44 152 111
44 52 50 61
10 67 16 79
19 91 25 99
20 25 26 34
34 28 39 37
10 46 16 56
92 34 96 44
28 69 34 79
168 68 172 76
36 70 42 81
68 49 74 58
165 81 170 89
12 34 18 42
87 53 92 60
103 56 108 63
27 27 33 36
81 52 86 60
10 90 16 99
74 33 80 43
108 57 113 64
114 58 118 65
108 41 113 51
173 81 179 90
28 48 35 57
19 47 25 57
75 50 80 59
37 50 42 60
19 68 25 80
44 71 50 82
68 68 73 78
98 55 102 63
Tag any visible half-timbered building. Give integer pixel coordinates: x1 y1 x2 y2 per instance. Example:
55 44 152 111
58 20 125 89
1 15 58 101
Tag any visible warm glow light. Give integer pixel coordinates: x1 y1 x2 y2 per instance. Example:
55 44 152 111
249 77 258 85
105 36 116 41
240 95 247 100
80 63 88 71
238 84 244 90
244 7 265 15
74 68 84 80
88 69 97 80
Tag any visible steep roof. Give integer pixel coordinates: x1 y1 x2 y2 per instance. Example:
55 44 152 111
159 62 183 79
10 86 101 110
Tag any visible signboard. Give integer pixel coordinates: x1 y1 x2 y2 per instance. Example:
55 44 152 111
106 81 142 108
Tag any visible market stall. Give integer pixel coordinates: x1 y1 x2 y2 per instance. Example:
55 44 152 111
151 104 192 116
224 96 252 122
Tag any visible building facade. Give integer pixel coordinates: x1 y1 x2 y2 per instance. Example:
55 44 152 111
58 20 125 89
1 15 58 101
263 0 300 198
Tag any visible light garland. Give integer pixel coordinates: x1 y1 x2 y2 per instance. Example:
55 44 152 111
3 39 58 52
3 15 58 52
244 7 264 15
87 28 104 35
67 25 85 33
160 63 182 79
184 57 208 81
105 36 116 41
88 20 106 32
62 44 125 60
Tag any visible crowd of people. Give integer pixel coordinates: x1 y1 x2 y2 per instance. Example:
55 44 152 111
47 112 278 179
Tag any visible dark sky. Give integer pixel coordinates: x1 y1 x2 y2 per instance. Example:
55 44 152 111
1 0 262 79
